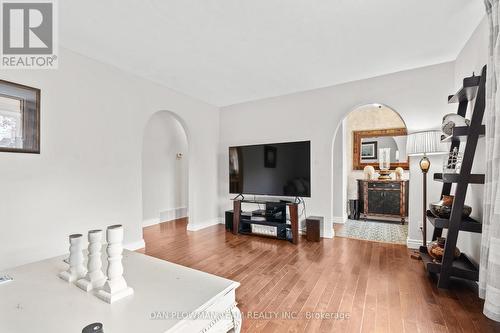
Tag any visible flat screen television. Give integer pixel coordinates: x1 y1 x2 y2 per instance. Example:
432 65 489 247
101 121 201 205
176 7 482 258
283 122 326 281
229 141 311 197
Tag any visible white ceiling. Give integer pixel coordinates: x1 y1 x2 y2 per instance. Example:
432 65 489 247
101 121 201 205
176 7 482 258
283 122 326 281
60 1 484 106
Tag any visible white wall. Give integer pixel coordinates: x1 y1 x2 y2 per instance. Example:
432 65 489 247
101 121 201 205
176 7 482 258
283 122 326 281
0 47 220 271
332 123 345 225
142 112 188 226
452 17 488 262
219 62 456 239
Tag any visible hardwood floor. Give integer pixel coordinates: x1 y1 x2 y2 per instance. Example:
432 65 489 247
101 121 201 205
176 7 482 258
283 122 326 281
141 218 500 333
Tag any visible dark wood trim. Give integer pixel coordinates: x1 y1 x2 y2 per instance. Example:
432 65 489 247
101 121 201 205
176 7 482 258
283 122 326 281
353 128 409 170
289 203 299 245
401 180 408 223
0 78 41 91
232 200 241 235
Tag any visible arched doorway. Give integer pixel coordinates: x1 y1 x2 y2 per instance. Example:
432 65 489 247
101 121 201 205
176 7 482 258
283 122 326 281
332 103 409 244
141 111 189 228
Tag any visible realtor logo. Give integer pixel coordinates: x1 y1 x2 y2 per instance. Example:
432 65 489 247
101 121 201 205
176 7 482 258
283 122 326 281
1 0 58 68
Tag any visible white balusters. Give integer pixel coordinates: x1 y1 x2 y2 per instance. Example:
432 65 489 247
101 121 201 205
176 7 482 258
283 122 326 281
76 230 106 292
97 224 134 303
59 225 133 303
59 234 87 282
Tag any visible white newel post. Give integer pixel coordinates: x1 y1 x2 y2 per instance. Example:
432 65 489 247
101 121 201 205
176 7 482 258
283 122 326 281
97 225 134 303
76 230 107 292
59 234 87 282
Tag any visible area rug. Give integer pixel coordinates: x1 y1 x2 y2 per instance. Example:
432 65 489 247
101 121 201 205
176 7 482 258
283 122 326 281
335 219 408 245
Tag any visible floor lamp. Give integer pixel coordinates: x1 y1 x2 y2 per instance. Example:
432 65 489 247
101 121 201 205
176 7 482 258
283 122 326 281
406 130 448 259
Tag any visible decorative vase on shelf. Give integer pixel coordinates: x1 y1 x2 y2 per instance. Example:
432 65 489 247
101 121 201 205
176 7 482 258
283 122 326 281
395 167 404 180
441 113 470 136
363 165 375 180
429 195 472 219
427 237 460 262
377 148 392 180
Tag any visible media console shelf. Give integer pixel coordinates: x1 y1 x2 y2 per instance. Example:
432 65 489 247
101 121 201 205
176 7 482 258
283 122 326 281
232 199 299 244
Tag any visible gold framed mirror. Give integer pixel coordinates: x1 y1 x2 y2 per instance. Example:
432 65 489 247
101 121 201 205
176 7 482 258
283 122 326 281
352 128 409 170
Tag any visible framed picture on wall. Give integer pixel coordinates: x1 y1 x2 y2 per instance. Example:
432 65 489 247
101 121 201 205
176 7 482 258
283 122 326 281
264 145 277 168
361 141 377 159
0 79 41 153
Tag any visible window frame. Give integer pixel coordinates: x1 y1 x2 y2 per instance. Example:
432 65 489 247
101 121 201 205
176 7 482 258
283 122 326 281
0 79 40 154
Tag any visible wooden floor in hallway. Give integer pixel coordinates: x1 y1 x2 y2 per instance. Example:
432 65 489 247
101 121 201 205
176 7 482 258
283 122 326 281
140 218 500 333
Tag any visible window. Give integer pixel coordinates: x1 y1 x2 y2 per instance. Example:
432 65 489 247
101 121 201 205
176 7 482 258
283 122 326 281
0 80 40 153
0 95 23 148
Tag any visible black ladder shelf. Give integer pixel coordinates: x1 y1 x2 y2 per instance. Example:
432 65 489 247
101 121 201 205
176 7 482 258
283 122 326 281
419 65 486 289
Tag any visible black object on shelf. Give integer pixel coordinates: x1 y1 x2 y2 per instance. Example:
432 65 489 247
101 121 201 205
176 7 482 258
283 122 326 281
82 323 104 333
423 66 486 289
348 199 360 220
225 210 252 231
265 202 287 223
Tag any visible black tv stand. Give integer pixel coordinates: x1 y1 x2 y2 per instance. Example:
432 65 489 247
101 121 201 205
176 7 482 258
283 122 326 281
231 199 299 244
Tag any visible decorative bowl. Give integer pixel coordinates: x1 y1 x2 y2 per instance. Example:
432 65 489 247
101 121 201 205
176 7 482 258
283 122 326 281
429 195 472 219
427 237 460 262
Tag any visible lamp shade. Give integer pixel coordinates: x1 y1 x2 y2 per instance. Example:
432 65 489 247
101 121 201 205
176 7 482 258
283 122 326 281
406 130 448 156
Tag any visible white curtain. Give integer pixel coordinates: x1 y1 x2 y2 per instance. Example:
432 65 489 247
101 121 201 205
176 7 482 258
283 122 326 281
481 0 500 322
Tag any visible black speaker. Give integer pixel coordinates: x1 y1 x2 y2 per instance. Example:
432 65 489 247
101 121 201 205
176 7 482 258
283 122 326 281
348 199 360 220
225 210 233 231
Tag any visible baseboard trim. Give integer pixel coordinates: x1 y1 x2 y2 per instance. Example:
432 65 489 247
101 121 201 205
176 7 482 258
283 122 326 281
323 227 334 239
143 207 188 227
160 207 188 222
124 239 145 251
407 238 430 249
142 218 160 227
187 218 223 232
332 216 347 224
